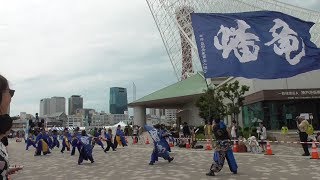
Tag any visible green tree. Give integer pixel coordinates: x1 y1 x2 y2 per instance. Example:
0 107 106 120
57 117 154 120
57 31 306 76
219 80 250 124
196 88 226 121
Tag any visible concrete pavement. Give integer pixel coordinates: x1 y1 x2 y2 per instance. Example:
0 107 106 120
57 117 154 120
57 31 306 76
7 140 320 180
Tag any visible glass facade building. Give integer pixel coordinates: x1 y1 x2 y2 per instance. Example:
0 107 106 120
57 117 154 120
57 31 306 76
109 87 128 114
68 95 83 115
242 89 320 130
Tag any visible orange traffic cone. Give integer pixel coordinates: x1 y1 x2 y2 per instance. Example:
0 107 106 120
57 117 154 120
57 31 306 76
205 140 212 150
310 141 319 159
186 141 190 149
232 141 239 152
169 141 174 147
145 137 150 145
264 141 274 155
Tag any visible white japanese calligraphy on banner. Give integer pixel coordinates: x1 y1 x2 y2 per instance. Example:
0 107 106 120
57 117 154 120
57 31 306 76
265 19 305 65
214 18 305 65
214 20 260 63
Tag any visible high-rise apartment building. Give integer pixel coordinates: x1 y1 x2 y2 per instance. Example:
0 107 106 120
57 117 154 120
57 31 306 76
165 109 177 121
40 98 51 116
50 97 66 114
109 87 128 114
150 108 176 121
68 95 83 115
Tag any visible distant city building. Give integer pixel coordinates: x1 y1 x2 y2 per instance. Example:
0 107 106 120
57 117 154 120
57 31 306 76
66 114 83 127
148 108 176 126
50 97 66 114
150 108 165 117
91 112 110 127
40 98 51 116
68 95 83 115
165 109 177 121
12 119 26 131
149 109 176 121
45 112 66 127
20 112 27 121
76 108 95 126
109 87 128 114
109 114 128 125
25 114 34 120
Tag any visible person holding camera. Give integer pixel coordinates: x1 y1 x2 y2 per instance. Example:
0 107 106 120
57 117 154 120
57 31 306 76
296 116 310 156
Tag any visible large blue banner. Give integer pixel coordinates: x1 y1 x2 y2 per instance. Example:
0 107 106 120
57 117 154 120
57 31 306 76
144 125 168 154
191 11 320 79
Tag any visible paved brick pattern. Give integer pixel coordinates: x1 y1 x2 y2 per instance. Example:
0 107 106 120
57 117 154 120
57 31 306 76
6 140 320 180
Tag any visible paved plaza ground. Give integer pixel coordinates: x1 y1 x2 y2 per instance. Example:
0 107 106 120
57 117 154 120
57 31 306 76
6 139 320 180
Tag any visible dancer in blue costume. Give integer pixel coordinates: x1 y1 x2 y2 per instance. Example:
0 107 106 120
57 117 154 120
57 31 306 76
206 119 238 176
114 125 127 148
34 129 51 156
71 127 81 156
145 124 174 165
61 128 71 153
78 130 94 165
26 133 36 150
46 131 53 150
159 124 171 152
51 130 60 149
104 128 116 153
92 128 104 150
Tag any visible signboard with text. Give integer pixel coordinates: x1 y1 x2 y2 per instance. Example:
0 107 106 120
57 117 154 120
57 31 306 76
244 88 320 105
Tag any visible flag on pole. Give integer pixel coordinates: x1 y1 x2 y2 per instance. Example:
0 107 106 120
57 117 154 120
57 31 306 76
191 11 320 79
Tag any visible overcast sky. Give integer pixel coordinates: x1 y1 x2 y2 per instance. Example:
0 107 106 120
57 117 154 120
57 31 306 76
0 0 319 116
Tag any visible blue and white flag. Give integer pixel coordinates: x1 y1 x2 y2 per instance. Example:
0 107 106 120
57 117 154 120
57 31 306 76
144 125 168 154
144 125 160 143
191 11 320 79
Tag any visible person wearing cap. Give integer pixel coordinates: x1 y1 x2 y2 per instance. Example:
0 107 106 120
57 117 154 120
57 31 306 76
296 116 310 156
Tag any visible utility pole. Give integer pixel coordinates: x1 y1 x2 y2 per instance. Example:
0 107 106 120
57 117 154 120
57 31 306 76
133 82 136 101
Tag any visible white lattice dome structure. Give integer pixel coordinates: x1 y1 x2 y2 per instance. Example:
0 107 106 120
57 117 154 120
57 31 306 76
146 0 320 81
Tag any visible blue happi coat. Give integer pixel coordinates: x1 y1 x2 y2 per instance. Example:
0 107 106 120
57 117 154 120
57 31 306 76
116 129 127 146
79 136 93 160
145 125 170 162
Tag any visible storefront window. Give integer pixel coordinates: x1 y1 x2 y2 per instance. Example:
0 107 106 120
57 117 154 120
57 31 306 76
242 102 264 128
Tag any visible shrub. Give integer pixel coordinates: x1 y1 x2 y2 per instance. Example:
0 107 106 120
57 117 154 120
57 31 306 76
196 125 204 135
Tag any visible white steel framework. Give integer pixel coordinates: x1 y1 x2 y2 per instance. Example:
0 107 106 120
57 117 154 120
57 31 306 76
146 0 320 81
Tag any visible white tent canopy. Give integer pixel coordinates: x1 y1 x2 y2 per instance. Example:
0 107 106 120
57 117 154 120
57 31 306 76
48 127 85 131
112 121 127 128
102 121 129 133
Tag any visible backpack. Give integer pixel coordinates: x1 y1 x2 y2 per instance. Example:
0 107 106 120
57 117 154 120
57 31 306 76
306 124 314 135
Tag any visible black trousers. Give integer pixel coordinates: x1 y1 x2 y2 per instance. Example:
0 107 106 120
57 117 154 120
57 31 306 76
61 146 66 153
104 141 115 151
78 149 94 164
71 145 81 155
299 132 310 155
